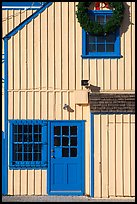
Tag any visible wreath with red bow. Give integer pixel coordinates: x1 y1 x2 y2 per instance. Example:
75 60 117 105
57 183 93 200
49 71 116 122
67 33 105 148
76 2 125 36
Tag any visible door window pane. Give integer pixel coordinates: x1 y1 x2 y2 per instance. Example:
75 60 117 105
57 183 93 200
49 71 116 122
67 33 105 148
62 126 69 135
62 137 69 146
62 148 69 157
54 137 61 146
70 137 77 146
70 148 77 157
54 126 61 135
70 126 77 135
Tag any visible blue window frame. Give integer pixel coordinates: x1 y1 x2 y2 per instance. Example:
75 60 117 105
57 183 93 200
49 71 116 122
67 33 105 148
9 120 48 169
2 2 45 10
82 10 121 59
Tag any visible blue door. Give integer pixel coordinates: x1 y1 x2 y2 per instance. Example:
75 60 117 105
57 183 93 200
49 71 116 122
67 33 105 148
48 121 85 195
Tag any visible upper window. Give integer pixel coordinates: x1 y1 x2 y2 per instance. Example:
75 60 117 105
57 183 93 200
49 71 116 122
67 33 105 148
82 10 121 59
9 120 48 169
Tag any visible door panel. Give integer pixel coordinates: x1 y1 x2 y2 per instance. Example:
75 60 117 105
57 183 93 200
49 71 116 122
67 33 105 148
48 121 85 195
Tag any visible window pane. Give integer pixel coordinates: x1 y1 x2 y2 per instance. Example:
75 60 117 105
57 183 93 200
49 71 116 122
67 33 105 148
24 134 32 142
97 36 105 43
18 134 22 142
18 125 22 133
14 134 18 142
28 144 32 152
34 125 39 133
62 137 69 146
18 144 22 152
97 15 104 25
34 134 41 142
24 125 28 133
34 153 41 161
70 148 77 157
106 15 111 22
18 153 22 161
34 144 39 152
54 126 60 135
70 137 77 146
70 126 77 135
106 34 115 42
62 148 69 157
13 125 18 133
54 137 61 146
28 125 32 133
87 44 96 52
97 44 105 52
62 126 69 135
87 34 95 43
106 44 114 52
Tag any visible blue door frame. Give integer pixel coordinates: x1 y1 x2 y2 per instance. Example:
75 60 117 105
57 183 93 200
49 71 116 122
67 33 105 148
48 120 85 195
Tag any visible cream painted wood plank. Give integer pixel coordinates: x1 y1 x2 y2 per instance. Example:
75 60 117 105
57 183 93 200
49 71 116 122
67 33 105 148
14 34 20 90
42 170 47 195
27 12 34 90
130 115 135 196
47 4 54 90
8 92 13 120
8 170 14 195
69 2 75 90
41 91 48 120
34 15 41 90
131 3 135 90
101 115 108 198
104 59 111 90
27 92 34 119
21 92 26 119
2 10 8 37
34 92 40 119
83 60 89 83
55 2 62 90
8 10 14 33
48 92 55 120
94 115 101 198
83 105 90 195
110 59 118 90
14 92 19 119
115 115 123 196
55 92 62 120
62 92 69 120
14 170 21 195
28 170 35 195
8 38 14 90
62 2 69 90
123 115 130 196
90 60 97 87
20 13 27 90
125 2 132 90
108 115 116 197
69 92 75 120
75 2 82 90
97 60 104 90
75 105 83 120
21 170 27 195
41 10 48 90
35 170 42 195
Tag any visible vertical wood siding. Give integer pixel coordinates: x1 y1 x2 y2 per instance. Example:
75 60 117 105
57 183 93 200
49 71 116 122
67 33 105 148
2 2 135 196
94 114 135 198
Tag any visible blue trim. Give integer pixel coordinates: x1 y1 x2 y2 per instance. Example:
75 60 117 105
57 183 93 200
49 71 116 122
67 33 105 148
82 10 121 59
2 2 45 10
3 2 53 39
2 131 7 195
3 38 8 195
90 114 94 197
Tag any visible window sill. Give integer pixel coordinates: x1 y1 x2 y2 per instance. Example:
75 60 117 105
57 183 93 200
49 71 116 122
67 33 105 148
81 54 122 59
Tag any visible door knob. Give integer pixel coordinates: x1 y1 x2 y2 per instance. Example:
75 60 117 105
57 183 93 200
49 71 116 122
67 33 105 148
51 149 54 152
51 156 54 158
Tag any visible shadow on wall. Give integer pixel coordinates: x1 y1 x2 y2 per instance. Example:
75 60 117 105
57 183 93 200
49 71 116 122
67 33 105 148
120 2 133 37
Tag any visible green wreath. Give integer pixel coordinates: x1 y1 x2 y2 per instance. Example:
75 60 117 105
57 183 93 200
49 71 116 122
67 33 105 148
76 2 125 36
